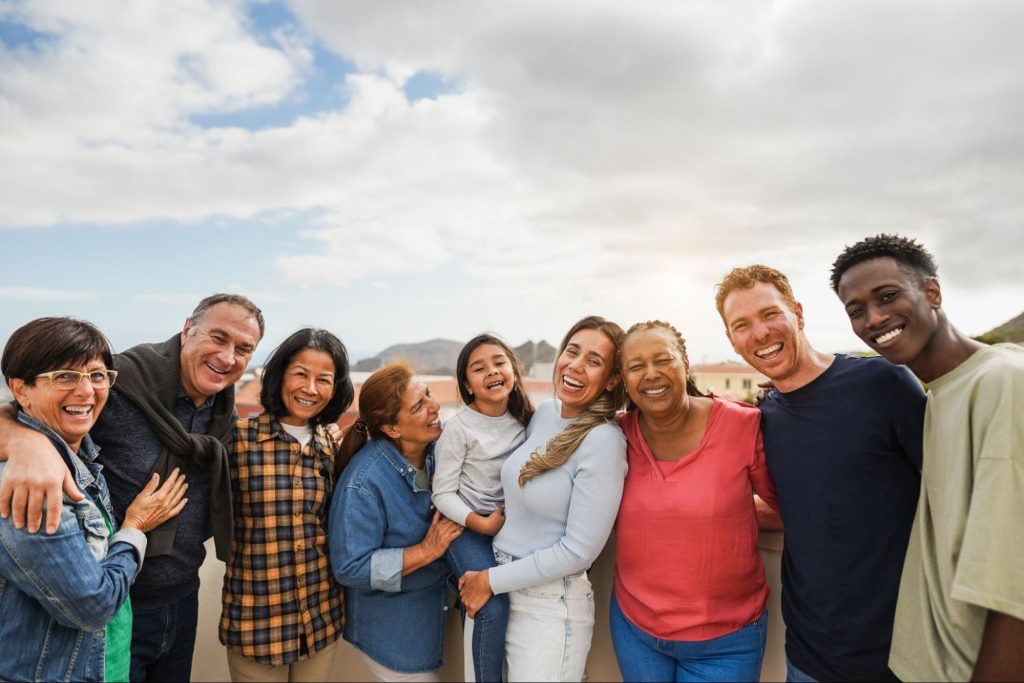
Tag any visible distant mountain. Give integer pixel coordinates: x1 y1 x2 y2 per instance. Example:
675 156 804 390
514 340 557 369
354 339 463 376
354 338 556 376
977 310 1024 344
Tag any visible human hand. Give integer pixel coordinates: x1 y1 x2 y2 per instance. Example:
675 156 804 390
751 380 776 407
458 569 493 618
420 510 463 561
326 422 344 447
476 507 506 536
121 469 188 533
0 431 85 534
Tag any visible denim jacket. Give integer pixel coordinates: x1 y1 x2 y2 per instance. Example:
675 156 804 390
0 412 147 682
329 439 450 673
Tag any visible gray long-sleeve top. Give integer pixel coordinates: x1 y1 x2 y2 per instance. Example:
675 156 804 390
431 407 526 525
488 400 627 595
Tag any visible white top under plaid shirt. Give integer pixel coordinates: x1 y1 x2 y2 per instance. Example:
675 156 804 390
219 413 343 664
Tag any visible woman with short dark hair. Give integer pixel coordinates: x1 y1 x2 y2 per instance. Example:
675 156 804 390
0 317 186 682
220 328 355 682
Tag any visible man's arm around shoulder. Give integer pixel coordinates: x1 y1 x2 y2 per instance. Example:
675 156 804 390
0 403 83 533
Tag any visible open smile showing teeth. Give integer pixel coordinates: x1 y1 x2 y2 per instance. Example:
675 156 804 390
642 387 668 397
64 406 93 416
755 343 782 358
873 327 904 344
562 376 584 389
485 380 506 389
205 362 229 375
294 397 317 407
428 418 440 427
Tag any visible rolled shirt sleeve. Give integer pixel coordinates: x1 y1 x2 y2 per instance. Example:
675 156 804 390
369 547 405 593
330 484 405 593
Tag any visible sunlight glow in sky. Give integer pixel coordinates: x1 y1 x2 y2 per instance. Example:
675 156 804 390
2 0 1022 366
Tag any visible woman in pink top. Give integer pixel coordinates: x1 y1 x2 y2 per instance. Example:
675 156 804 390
612 320 779 682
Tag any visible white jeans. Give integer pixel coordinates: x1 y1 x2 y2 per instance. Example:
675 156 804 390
360 653 440 682
497 549 595 682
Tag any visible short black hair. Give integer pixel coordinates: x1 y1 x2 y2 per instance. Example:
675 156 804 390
2 317 113 386
259 328 354 424
830 233 938 292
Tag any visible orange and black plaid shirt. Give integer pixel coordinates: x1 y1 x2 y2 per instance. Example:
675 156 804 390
219 413 343 665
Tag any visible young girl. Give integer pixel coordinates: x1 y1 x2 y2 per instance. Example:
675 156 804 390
432 334 534 683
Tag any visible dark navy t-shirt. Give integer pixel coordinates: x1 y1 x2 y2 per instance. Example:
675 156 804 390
759 354 924 681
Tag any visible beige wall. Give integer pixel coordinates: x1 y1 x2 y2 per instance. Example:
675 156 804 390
194 533 786 681
691 371 766 402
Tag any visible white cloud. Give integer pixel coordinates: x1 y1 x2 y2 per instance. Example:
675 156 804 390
0 286 98 301
2 0 1023 357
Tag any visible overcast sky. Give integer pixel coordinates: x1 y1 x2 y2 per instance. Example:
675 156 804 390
2 0 1022 367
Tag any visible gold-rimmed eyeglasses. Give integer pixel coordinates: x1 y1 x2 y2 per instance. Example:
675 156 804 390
35 369 118 390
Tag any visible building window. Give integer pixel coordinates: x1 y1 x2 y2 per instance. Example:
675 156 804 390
742 379 752 390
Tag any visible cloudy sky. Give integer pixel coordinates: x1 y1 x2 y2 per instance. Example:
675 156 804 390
2 0 1022 367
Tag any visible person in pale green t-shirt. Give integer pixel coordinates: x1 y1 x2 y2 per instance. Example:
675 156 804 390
831 234 1024 682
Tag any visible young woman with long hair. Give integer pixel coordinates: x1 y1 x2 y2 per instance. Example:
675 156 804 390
459 316 628 682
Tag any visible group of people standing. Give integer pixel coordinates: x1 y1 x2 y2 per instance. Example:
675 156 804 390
0 233 1020 683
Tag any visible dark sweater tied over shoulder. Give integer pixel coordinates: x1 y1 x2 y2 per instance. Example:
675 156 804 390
113 334 234 561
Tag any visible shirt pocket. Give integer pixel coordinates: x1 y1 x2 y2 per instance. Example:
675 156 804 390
73 500 110 562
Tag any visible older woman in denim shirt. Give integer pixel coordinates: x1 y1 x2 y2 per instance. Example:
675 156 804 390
329 364 463 682
0 317 186 682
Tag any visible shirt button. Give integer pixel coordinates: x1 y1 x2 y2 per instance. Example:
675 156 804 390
429 505 436 511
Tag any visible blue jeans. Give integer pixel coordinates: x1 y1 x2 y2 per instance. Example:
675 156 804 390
785 656 819 683
129 590 199 682
610 591 767 682
446 529 509 682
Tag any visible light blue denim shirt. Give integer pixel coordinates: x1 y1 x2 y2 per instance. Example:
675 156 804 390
0 411 147 682
329 438 450 673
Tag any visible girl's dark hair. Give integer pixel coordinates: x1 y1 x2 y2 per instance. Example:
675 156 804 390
333 364 414 479
3 317 113 386
621 320 704 411
519 315 626 486
456 333 535 427
259 328 354 424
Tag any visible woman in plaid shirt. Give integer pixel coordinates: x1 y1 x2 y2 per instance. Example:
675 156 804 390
219 328 355 682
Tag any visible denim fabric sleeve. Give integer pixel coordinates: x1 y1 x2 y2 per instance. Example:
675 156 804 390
329 483 404 592
369 547 405 592
0 502 139 632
